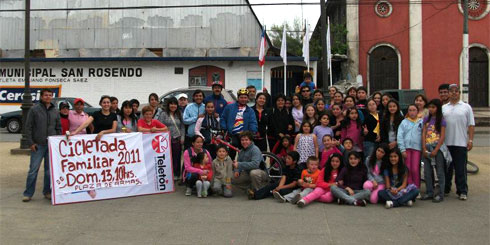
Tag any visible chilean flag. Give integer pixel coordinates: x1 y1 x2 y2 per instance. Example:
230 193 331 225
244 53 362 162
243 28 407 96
258 27 266 67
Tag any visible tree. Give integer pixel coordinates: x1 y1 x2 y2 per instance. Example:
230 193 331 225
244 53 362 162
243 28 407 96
269 18 304 56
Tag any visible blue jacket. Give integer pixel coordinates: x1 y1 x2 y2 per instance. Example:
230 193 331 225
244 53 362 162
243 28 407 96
183 102 205 137
220 102 257 135
204 94 227 116
397 118 423 152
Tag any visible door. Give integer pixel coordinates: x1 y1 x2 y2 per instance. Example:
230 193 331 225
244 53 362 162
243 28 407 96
270 66 309 97
369 46 399 94
469 47 489 107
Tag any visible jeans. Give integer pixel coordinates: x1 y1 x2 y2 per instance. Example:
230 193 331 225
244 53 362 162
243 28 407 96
363 141 376 162
254 182 294 200
422 146 445 197
446 146 468 195
405 149 421 188
283 188 313 202
171 138 182 179
232 169 270 191
185 173 199 188
378 188 420 207
330 186 371 204
363 181 385 204
303 187 334 204
23 144 51 197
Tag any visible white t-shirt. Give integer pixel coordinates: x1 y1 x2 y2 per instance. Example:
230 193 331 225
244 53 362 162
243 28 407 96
442 101 475 147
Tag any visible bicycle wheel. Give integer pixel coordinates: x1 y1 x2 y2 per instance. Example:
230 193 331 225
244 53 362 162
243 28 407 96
261 152 283 181
467 161 479 174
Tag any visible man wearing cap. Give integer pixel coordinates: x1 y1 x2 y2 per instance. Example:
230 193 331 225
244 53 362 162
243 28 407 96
442 84 475 200
176 93 188 113
204 81 227 116
68 98 91 135
22 88 61 202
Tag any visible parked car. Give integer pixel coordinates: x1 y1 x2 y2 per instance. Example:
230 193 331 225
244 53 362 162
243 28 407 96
159 87 237 105
0 97 99 133
380 89 425 114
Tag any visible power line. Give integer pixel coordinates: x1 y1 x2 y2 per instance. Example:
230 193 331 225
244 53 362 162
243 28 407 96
0 1 478 12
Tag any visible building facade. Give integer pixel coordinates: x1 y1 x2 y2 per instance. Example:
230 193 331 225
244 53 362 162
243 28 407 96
346 0 489 106
0 0 316 113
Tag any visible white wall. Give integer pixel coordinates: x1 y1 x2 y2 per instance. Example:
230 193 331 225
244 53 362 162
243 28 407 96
0 60 313 114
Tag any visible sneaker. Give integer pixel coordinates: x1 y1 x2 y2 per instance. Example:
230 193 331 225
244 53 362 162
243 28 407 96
420 194 433 200
202 190 208 198
354 200 366 207
416 193 422 200
185 188 192 196
297 199 306 208
290 194 302 204
459 194 467 201
247 189 255 200
273 191 286 203
432 195 443 203
22 196 31 202
337 198 344 205
44 193 51 200
407 200 413 207
385 201 394 209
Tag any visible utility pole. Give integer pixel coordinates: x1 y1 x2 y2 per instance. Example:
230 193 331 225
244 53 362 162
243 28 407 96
462 0 469 102
320 0 328 89
20 0 32 149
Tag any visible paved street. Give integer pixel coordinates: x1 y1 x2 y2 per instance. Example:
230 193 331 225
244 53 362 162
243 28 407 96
0 140 489 244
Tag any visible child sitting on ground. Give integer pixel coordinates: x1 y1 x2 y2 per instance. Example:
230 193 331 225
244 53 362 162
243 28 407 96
211 145 233 197
378 148 420 208
250 151 301 200
191 152 213 198
297 153 344 207
330 151 371 206
279 156 321 204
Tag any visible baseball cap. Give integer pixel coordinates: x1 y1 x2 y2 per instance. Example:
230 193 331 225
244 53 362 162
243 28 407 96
74 98 85 105
176 93 188 100
449 83 459 90
59 101 69 110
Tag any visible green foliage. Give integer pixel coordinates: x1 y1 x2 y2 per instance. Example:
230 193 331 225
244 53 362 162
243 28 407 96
269 18 304 56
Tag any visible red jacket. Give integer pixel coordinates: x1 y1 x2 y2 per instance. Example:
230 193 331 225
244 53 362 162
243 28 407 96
272 141 294 160
316 168 339 191
60 117 69 134
192 163 213 180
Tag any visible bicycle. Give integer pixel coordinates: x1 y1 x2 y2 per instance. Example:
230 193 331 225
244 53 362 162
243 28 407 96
421 154 479 184
209 129 283 181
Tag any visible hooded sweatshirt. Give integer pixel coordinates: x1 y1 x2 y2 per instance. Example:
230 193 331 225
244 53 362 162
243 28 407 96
397 117 423 152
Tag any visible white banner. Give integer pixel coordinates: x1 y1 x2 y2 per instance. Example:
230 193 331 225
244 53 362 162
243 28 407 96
49 132 174 205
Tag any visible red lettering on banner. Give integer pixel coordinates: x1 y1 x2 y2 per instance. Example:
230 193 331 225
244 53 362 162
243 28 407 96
58 138 127 157
60 156 114 173
66 172 99 186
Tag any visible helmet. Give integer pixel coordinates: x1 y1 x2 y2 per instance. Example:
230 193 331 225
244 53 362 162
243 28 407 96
211 81 223 88
237 88 249 97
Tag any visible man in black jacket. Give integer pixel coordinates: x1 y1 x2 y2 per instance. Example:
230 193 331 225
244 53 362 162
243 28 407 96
22 88 61 202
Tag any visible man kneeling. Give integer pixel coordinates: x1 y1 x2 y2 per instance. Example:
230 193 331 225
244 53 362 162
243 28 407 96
232 131 269 194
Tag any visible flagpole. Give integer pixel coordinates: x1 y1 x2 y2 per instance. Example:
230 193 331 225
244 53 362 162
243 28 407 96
261 64 264 92
328 17 332 87
306 23 310 73
284 63 287 95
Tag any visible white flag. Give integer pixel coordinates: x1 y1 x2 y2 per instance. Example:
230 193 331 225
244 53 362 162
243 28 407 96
280 26 287 65
302 24 310 67
327 17 332 72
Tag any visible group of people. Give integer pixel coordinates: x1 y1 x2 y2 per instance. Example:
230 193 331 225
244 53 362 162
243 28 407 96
22 75 475 210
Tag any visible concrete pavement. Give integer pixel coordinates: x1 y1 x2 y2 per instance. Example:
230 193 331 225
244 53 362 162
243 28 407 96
1 142 489 244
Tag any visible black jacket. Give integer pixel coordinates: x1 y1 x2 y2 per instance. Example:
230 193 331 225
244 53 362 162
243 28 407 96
267 107 294 138
25 102 61 146
252 106 270 139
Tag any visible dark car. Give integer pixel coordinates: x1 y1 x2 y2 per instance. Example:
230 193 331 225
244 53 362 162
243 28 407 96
0 97 99 133
159 87 237 105
380 89 425 114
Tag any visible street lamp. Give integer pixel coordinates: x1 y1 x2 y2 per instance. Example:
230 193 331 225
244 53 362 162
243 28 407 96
20 0 32 149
